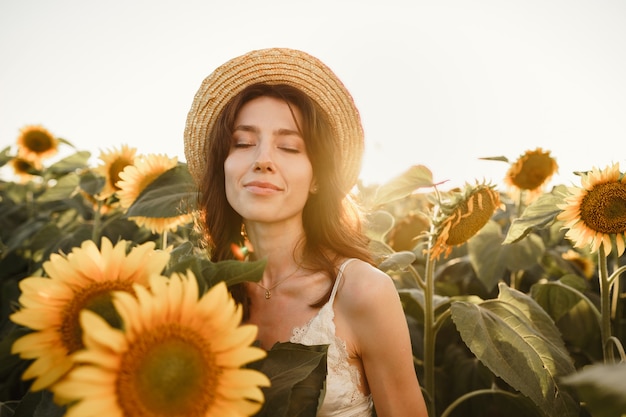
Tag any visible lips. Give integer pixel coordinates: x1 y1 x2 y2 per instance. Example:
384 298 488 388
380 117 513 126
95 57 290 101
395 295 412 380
244 181 283 193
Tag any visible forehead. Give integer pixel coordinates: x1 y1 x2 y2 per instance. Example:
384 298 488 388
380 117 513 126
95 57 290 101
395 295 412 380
235 96 303 127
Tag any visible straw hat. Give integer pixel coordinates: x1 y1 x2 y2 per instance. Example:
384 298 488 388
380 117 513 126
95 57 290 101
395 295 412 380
183 48 364 193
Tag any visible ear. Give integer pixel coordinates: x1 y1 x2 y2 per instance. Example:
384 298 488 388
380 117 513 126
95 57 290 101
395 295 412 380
309 178 319 194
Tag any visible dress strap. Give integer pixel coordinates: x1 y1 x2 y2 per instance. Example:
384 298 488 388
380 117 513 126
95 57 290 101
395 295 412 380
328 258 356 303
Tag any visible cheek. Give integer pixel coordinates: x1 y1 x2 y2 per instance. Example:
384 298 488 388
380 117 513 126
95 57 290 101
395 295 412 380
223 156 239 202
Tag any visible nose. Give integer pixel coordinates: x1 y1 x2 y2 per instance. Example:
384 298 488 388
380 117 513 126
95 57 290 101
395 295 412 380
253 160 274 172
252 143 275 172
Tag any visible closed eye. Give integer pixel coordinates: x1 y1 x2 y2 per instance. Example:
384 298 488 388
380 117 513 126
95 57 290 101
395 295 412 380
279 146 300 154
233 142 254 149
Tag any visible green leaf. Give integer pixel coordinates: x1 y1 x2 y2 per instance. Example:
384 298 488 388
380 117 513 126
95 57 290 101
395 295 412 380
468 221 506 292
479 155 510 163
369 165 433 207
0 145 12 168
378 251 416 273
398 288 451 324
126 164 197 218
503 185 568 244
46 151 91 177
365 210 395 242
500 232 545 271
531 279 603 360
561 362 626 417
79 171 105 196
250 342 328 417
37 173 79 202
451 286 579 417
496 283 570 350
530 279 601 325
167 258 266 294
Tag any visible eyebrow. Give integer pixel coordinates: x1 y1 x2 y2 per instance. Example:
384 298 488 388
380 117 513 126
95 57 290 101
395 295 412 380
233 125 302 137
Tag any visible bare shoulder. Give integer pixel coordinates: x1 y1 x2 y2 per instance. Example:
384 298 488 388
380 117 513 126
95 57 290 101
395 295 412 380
336 259 398 314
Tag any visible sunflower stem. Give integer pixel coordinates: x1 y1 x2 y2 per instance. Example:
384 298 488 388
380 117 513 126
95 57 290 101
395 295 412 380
423 236 437 416
91 199 103 244
161 230 168 249
598 245 614 363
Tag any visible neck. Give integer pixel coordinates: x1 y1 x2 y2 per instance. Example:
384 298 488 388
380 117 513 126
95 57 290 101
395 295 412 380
245 220 305 284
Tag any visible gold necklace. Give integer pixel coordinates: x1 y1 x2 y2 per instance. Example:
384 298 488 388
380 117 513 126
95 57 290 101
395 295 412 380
255 266 301 299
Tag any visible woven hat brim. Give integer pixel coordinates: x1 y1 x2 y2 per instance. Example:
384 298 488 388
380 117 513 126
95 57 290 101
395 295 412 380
184 48 364 193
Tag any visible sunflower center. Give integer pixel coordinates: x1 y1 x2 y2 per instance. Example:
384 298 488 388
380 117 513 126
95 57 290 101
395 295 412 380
24 130 54 153
580 182 626 234
109 158 131 190
117 324 218 417
60 280 134 353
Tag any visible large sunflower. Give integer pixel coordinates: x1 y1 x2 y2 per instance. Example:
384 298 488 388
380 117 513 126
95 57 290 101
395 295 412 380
116 154 193 234
53 273 269 417
10 238 170 391
505 148 558 200
557 163 626 257
94 145 137 198
431 182 501 260
16 124 59 162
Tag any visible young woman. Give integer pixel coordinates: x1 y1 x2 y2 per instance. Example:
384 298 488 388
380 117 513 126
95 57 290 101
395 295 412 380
184 48 428 417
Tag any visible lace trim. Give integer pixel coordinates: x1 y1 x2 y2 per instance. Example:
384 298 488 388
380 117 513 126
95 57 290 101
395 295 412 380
290 303 369 405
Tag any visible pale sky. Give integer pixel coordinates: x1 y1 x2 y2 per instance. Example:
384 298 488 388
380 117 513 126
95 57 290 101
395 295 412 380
1 0 625 188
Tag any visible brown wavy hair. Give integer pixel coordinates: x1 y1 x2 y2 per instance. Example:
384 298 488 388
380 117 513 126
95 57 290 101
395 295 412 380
197 83 372 314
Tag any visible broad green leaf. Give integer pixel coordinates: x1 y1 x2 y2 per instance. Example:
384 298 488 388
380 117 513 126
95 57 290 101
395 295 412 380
46 151 91 177
126 164 197 218
561 362 626 417
531 279 603 360
369 165 433 207
496 283 569 350
531 279 601 325
451 295 579 417
250 342 328 417
365 210 395 242
79 171 105 196
37 173 79 202
167 257 266 294
398 288 452 326
378 251 416 273
503 185 568 244
468 221 506 292
500 232 545 271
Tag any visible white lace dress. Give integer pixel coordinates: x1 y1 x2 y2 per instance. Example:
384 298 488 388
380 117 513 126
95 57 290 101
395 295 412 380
290 259 373 417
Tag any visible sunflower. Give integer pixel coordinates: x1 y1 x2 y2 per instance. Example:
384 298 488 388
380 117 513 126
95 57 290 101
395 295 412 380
561 249 595 279
117 154 193 234
16 124 59 162
94 145 138 198
10 238 170 391
10 156 41 181
557 163 626 257
53 273 270 417
431 182 501 260
505 148 558 199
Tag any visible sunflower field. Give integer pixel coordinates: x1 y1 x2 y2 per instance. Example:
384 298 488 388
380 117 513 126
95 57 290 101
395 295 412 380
1 125 625 417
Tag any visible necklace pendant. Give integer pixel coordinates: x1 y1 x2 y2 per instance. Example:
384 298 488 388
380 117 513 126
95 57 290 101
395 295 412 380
264 289 271 299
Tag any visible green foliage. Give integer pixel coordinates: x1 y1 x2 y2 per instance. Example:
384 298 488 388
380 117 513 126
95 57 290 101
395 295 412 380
126 164 197 218
561 362 626 417
362 165 625 417
3 135 625 417
451 285 578 417
250 343 329 417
